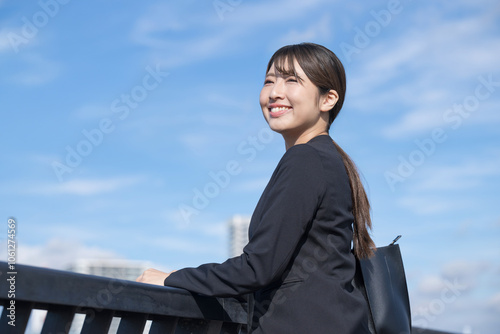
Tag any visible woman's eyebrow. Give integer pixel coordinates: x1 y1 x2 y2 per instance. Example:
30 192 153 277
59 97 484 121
265 73 299 78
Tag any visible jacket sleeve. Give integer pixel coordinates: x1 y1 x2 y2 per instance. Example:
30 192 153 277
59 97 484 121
164 144 326 297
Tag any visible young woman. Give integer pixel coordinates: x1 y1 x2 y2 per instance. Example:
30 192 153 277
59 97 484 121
137 42 375 333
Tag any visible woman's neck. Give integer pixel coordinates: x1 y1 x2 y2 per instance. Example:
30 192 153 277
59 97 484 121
283 130 329 150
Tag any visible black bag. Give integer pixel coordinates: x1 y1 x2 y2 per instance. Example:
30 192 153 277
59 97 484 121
353 236 412 334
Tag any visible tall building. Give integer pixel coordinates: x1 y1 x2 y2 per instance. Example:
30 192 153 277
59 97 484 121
228 215 251 257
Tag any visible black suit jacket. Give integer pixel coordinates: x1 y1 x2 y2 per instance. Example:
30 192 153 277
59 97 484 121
164 135 370 333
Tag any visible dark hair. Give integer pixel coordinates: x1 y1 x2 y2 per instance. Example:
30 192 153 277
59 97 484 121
266 43 375 259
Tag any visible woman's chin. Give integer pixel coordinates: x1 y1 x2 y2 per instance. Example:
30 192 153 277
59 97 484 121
267 124 286 134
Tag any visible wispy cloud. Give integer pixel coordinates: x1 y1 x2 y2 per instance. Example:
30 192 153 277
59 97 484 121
0 238 120 270
130 3 240 68
8 53 61 85
25 176 145 196
398 195 471 215
396 156 500 214
0 28 15 53
130 0 333 68
349 6 500 138
219 0 332 27
276 14 332 45
410 259 500 333
72 104 113 121
381 89 500 139
381 107 445 138
146 235 225 256
234 177 269 192
418 165 499 192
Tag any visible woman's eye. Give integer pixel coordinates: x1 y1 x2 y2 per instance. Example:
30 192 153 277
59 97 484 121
264 79 274 85
287 77 298 83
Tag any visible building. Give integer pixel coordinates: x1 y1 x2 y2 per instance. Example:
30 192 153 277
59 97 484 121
66 258 152 281
228 215 251 257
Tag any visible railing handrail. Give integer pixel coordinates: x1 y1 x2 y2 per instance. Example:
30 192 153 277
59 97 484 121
0 261 457 334
0 261 247 333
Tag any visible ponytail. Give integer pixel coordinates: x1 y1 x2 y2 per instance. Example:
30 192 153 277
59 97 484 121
332 140 375 259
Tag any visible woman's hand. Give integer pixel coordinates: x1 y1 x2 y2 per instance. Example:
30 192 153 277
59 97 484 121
136 268 176 286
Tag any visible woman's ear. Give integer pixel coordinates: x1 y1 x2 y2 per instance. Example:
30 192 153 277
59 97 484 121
320 89 339 112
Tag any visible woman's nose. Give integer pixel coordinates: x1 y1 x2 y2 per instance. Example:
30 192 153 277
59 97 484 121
270 80 285 100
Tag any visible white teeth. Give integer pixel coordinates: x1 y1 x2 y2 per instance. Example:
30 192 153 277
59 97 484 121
270 107 291 112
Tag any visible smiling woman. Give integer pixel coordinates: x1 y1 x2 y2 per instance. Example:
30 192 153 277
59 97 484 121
137 42 375 334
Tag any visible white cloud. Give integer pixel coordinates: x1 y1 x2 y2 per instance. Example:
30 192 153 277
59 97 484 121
0 238 120 270
130 3 240 68
411 159 500 192
146 235 225 256
391 153 500 215
488 292 500 313
404 10 500 78
417 275 449 295
8 53 61 85
397 195 470 215
178 132 215 155
73 104 112 121
203 91 254 114
441 261 490 289
277 14 332 45
410 259 500 333
25 176 144 196
381 107 446 138
234 177 269 192
193 220 227 238
219 0 332 27
0 28 15 53
130 0 334 68
382 99 500 139
348 6 500 138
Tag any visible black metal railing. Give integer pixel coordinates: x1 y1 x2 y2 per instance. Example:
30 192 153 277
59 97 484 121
0 261 247 334
0 261 456 334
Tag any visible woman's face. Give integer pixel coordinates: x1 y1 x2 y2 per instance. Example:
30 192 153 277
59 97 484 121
259 59 332 147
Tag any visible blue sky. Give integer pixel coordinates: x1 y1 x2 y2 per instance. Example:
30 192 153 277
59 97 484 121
1 0 499 332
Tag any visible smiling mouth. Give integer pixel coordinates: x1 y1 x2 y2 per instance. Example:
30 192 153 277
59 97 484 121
269 106 292 118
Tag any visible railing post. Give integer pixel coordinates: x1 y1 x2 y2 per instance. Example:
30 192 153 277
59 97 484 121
149 315 178 334
40 305 76 334
80 309 115 334
116 312 148 334
0 301 33 334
